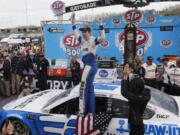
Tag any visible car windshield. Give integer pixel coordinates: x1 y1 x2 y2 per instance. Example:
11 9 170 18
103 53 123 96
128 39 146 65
148 86 179 115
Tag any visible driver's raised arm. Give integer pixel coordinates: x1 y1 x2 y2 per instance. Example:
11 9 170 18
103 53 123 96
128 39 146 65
71 13 81 42
95 17 105 45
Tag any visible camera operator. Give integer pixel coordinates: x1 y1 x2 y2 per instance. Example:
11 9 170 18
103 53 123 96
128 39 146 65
121 63 150 135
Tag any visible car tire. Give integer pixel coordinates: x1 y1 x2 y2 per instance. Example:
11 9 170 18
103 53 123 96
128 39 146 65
2 119 31 135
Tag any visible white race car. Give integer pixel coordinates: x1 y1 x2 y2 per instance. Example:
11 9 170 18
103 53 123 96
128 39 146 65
0 81 180 135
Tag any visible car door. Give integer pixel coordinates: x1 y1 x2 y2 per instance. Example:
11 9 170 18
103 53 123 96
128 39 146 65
36 97 79 135
105 98 156 135
143 106 180 135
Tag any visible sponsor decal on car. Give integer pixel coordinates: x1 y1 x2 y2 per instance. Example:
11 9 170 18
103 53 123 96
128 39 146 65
117 119 180 135
13 91 50 109
157 114 170 119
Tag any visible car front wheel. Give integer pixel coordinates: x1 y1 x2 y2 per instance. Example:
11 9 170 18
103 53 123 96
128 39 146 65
2 119 31 135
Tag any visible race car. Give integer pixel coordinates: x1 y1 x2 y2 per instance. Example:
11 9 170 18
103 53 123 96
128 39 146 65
0 81 180 135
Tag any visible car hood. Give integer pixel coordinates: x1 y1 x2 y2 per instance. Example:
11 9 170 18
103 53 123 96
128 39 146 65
3 90 65 113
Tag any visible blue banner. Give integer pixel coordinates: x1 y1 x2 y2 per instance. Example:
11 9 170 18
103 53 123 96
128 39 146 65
43 11 180 65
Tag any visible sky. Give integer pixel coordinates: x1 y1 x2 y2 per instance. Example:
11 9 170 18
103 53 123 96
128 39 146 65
0 0 180 28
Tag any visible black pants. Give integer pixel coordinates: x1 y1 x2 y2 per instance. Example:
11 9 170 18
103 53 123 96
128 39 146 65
129 124 144 135
170 85 180 96
37 75 48 91
72 73 81 86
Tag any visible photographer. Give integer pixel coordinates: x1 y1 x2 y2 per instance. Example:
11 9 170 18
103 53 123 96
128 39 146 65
121 63 150 135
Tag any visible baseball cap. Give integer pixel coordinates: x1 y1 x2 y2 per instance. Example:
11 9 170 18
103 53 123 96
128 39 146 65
147 56 153 61
79 26 91 32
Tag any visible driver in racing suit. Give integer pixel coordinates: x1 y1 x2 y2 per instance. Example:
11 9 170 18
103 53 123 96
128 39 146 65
71 14 105 115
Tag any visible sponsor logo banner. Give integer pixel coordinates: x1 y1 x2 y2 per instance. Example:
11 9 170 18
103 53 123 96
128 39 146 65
124 10 143 24
112 18 121 26
65 1 99 12
60 34 81 56
51 1 65 16
160 39 173 49
99 70 109 78
146 16 156 24
116 28 152 56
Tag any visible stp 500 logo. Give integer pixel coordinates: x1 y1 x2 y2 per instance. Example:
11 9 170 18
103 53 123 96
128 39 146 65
160 39 172 48
124 10 143 23
51 1 64 10
116 29 152 56
62 34 81 56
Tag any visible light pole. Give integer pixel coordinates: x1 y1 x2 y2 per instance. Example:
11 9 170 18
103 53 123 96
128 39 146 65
25 0 28 26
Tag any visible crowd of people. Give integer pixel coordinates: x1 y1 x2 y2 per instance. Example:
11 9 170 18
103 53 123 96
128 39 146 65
121 55 180 135
131 55 180 95
0 45 49 97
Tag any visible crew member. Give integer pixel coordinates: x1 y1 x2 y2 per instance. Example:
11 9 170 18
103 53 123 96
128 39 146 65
161 57 170 92
167 58 180 95
72 13 105 115
142 56 157 88
37 53 49 91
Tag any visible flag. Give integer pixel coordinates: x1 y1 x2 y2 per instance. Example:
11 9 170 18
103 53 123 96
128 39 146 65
76 112 112 135
76 114 101 135
94 112 113 134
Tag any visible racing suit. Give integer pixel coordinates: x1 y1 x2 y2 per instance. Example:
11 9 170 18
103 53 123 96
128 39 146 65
72 25 105 114
162 64 171 93
142 62 157 88
167 67 180 95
